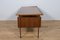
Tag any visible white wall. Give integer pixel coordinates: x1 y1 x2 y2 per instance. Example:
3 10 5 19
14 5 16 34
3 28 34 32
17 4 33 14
0 0 60 20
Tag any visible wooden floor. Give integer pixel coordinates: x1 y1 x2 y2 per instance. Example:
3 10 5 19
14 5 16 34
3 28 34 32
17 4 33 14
0 20 60 40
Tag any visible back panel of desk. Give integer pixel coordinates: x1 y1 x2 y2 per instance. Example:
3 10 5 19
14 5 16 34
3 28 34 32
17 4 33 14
17 15 41 28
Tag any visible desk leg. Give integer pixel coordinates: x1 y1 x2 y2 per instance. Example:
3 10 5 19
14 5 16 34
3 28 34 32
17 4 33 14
20 28 22 38
38 27 39 38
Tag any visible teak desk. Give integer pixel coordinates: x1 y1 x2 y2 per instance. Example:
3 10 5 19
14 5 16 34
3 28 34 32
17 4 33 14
16 6 43 38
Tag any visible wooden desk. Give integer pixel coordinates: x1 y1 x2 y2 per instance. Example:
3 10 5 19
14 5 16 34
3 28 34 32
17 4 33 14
16 6 43 38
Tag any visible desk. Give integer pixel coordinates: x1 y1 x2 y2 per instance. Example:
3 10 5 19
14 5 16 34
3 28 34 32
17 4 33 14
16 6 43 38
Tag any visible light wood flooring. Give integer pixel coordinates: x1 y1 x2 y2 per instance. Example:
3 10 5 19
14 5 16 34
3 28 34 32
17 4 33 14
0 20 60 40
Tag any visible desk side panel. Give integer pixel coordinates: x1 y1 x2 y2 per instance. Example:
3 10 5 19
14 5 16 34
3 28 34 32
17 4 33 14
18 16 41 28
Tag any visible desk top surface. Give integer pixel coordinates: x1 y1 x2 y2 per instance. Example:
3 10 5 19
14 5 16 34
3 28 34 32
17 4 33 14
16 6 43 15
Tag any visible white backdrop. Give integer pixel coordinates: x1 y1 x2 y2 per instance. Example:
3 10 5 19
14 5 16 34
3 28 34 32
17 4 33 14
0 0 60 20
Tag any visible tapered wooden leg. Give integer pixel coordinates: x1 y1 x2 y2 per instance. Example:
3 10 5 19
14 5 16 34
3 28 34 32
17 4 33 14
38 27 39 38
20 28 22 38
